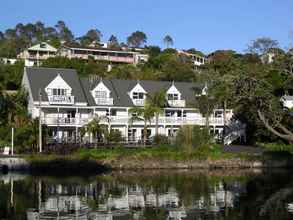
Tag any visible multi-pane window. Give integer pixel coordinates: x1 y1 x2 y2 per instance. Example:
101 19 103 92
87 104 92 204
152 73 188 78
165 110 174 117
52 88 66 96
183 111 187 117
95 90 107 98
167 93 179 100
133 92 144 99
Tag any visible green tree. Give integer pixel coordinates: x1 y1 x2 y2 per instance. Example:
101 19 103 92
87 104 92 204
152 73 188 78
127 31 147 48
82 115 108 144
163 35 173 48
55 20 74 42
129 104 155 146
247 37 279 54
79 29 102 46
108 35 119 48
232 75 293 142
193 86 216 131
146 89 167 136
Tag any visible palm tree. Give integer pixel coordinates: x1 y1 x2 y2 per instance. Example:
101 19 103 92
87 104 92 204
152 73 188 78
163 35 174 48
129 104 155 146
82 115 108 144
146 89 167 137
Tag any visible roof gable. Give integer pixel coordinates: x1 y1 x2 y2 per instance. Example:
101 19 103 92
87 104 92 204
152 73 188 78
129 82 147 94
91 81 110 93
28 42 57 52
167 83 181 95
45 74 72 91
25 67 87 104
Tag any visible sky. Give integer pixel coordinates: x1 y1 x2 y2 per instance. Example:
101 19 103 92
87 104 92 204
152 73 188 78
0 0 293 54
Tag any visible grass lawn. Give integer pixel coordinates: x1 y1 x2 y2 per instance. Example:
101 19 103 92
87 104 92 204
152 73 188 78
73 144 254 161
24 144 259 163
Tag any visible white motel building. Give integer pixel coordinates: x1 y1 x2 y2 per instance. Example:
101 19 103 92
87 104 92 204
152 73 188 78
22 67 244 144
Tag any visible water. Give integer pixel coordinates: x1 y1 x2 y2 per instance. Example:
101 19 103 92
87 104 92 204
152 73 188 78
1 169 293 220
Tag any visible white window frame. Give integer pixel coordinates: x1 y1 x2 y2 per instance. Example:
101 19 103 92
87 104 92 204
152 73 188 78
95 90 107 98
167 93 179 100
52 88 66 96
133 92 144 100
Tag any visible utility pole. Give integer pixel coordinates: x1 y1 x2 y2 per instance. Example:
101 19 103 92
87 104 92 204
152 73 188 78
39 89 42 153
11 127 14 156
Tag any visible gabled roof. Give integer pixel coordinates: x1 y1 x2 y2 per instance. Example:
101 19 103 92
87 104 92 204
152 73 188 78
24 67 87 103
24 67 204 108
28 42 57 52
81 78 203 107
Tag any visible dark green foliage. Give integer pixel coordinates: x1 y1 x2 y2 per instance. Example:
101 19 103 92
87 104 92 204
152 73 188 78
127 31 147 48
108 35 119 49
78 29 102 46
0 61 24 90
186 48 205 57
176 125 213 154
41 57 108 77
153 134 169 145
107 129 123 143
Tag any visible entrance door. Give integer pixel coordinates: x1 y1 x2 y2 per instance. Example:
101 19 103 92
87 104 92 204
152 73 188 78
141 129 151 141
128 129 137 142
66 111 76 124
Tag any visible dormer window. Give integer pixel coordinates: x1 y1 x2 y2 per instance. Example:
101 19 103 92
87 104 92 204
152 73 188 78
95 90 107 98
53 88 66 96
133 92 144 99
45 74 74 105
168 93 179 100
129 82 147 106
167 83 186 107
91 81 113 105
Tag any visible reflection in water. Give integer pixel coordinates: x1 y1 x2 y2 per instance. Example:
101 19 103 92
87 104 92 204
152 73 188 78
0 170 293 219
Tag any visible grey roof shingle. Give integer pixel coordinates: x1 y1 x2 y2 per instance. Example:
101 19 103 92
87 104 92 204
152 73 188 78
25 67 87 103
25 67 204 108
81 78 203 108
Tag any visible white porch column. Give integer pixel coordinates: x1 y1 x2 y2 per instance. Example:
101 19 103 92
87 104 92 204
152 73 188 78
108 107 111 133
126 108 129 142
125 125 128 142
181 109 184 127
75 108 78 143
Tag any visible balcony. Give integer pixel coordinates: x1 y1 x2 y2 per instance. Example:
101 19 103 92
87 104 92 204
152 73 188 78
48 95 75 105
132 99 145 106
94 98 114 105
42 117 90 126
168 100 186 107
41 115 226 127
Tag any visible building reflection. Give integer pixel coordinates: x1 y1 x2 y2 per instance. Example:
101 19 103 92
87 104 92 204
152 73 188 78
22 179 245 220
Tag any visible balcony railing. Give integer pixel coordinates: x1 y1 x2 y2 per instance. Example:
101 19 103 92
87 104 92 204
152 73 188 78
41 116 225 127
168 100 186 107
69 54 135 64
42 117 90 126
94 98 114 105
48 95 75 105
132 99 145 106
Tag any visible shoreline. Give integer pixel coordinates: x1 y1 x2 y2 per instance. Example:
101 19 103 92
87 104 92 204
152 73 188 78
101 158 292 170
2 155 293 173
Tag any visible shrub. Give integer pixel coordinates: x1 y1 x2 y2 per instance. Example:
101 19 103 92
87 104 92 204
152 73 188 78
259 142 293 154
153 134 169 145
176 125 213 154
107 129 123 144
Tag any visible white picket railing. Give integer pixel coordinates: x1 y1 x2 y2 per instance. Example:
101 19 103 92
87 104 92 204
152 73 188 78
224 121 246 145
42 116 225 127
